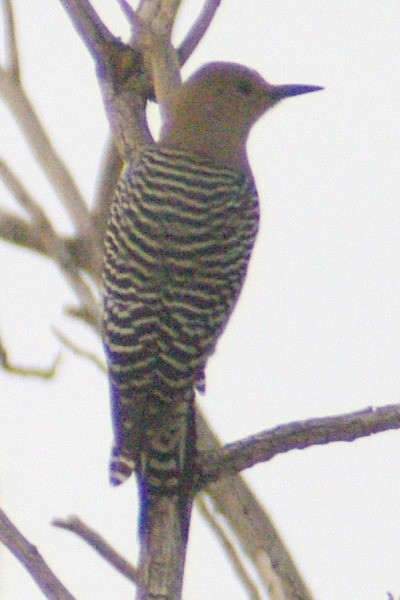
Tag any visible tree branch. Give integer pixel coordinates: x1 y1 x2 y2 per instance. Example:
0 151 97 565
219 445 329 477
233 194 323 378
196 411 313 599
2 2 320 597
198 404 400 487
0 337 61 379
196 494 262 600
127 0 183 123
0 508 76 600
1 0 20 80
0 73 95 246
90 0 224 238
1 221 100 329
52 327 106 373
178 0 222 64
0 208 47 255
0 159 53 228
0 209 99 276
52 516 139 584
0 158 100 324
57 0 114 61
60 0 154 163
136 0 184 38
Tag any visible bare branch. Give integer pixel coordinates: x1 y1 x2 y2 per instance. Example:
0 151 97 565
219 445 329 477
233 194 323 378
198 404 400 486
1 0 20 79
60 271 100 331
0 508 76 600
0 337 61 379
196 494 262 600
0 160 52 227
0 163 99 319
52 516 139 584
63 305 99 331
0 164 100 320
117 0 181 127
0 75 95 245
0 188 100 318
0 208 48 254
117 0 136 25
91 136 123 243
178 0 222 64
60 0 154 162
52 327 106 372
0 210 99 276
58 0 114 61
137 0 184 38
0 166 100 317
254 552 288 600
197 412 313 599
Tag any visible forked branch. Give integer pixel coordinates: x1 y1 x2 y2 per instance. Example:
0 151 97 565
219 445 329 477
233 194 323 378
52 516 139 584
0 508 75 600
198 403 400 487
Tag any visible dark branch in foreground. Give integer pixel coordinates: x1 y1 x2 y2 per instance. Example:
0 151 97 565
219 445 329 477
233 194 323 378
197 403 400 488
0 508 75 600
52 516 139 584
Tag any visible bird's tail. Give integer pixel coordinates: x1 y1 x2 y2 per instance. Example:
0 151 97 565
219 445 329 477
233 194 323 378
111 388 196 599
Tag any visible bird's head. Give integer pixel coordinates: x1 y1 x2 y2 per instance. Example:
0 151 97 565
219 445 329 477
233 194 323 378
161 62 323 171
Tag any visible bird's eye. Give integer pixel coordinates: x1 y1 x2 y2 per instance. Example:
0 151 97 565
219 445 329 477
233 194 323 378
237 80 254 96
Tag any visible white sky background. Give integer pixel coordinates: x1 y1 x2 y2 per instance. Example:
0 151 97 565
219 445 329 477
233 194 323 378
0 1 400 598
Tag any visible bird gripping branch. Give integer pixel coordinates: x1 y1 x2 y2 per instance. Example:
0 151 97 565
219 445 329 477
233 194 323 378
102 61 322 599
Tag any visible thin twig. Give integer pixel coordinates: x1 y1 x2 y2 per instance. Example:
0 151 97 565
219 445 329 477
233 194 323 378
117 0 137 24
52 516 139 584
0 70 97 251
1 0 20 79
0 338 61 379
0 508 76 600
0 159 52 227
0 209 98 275
58 0 113 61
52 327 106 372
0 158 100 320
0 208 47 255
60 270 100 330
196 494 262 600
198 403 400 487
0 161 100 320
63 305 100 331
0 211 100 324
178 0 222 64
0 160 96 310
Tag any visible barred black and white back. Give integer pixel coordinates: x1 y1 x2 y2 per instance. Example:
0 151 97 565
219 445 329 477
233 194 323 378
102 145 259 494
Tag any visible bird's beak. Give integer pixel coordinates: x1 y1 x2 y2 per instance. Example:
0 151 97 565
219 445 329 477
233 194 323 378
271 84 324 100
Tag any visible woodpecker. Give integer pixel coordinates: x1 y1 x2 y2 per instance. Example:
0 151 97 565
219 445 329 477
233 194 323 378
102 61 322 597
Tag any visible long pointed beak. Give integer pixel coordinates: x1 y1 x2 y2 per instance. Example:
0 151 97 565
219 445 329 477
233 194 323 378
271 84 324 100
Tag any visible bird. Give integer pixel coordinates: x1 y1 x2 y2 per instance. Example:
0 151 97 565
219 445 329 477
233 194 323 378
101 61 322 598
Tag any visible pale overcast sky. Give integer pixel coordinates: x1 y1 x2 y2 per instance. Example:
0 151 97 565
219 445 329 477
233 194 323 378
1 1 400 598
